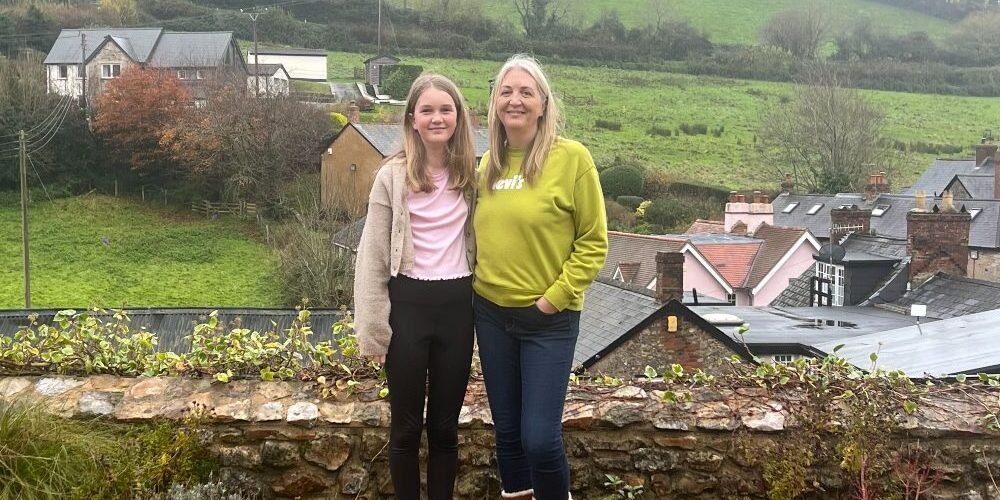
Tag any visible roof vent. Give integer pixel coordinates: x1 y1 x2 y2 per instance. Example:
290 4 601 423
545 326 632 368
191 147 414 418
702 313 744 326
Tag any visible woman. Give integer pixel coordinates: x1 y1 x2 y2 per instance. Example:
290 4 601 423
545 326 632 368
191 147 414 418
474 54 608 500
354 73 477 500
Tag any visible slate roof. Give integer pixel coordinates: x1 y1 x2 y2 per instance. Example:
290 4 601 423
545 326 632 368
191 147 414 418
248 63 288 77
44 28 163 64
350 123 490 159
600 232 686 288
576 280 666 369
332 216 366 252
250 47 327 56
948 175 996 199
772 193 866 238
770 267 815 308
887 272 1000 320
684 219 725 234
148 32 238 68
0 308 345 354
814 308 1000 376
840 234 908 262
902 159 994 196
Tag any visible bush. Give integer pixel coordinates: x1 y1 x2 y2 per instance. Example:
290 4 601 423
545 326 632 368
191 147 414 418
605 199 636 232
643 168 673 199
648 125 672 137
274 213 354 308
380 64 424 99
666 181 731 201
595 119 622 131
616 195 643 210
599 165 645 198
643 196 701 231
679 122 709 135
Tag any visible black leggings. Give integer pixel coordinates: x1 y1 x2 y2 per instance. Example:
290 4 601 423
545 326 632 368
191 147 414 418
386 274 474 500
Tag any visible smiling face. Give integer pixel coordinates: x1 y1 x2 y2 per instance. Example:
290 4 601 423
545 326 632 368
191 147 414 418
495 68 544 146
411 87 458 150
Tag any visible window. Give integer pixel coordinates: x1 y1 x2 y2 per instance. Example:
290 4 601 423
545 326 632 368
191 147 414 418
815 262 845 306
194 98 207 109
772 354 795 364
806 203 824 215
782 202 799 214
872 204 891 217
196 70 206 80
726 293 737 305
970 208 982 220
58 65 68 79
178 70 199 80
101 64 121 79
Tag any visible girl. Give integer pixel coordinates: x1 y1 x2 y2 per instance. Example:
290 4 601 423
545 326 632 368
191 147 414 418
354 73 477 500
473 54 608 500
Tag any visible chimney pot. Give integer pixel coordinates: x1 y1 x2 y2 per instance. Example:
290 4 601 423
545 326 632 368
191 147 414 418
348 104 361 123
728 191 739 203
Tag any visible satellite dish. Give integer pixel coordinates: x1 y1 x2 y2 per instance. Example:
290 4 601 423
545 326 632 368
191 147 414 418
817 243 846 264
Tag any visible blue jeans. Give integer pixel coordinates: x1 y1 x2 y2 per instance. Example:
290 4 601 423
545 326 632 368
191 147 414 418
474 294 580 500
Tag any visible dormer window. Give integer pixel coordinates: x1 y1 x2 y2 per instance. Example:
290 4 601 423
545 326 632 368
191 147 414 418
806 203 824 215
872 204 890 217
782 202 799 213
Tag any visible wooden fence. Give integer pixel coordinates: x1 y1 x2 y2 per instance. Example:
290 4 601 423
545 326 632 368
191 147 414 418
191 200 258 218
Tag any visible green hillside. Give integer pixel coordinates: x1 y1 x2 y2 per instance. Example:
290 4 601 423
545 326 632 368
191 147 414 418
0 195 279 308
330 50 1000 189
396 0 954 45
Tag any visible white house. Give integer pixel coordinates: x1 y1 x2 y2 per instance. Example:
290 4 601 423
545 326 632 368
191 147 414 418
247 63 290 97
246 48 327 81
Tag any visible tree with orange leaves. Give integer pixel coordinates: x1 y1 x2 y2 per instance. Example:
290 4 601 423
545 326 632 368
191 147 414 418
91 66 190 181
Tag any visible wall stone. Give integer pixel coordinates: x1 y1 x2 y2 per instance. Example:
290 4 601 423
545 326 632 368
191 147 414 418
971 249 1000 283
2 375 999 499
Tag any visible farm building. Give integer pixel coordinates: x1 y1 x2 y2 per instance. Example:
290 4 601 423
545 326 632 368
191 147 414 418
246 47 327 81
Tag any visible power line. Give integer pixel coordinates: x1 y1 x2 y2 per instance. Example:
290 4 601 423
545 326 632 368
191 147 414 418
25 153 52 202
27 98 75 155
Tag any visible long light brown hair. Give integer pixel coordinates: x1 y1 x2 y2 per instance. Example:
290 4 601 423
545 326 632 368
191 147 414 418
484 54 562 191
388 73 475 193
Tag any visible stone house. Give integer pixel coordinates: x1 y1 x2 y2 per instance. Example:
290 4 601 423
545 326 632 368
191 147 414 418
246 63 290 98
320 122 489 216
44 28 248 105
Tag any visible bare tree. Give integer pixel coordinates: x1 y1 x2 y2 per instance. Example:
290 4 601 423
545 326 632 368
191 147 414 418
948 10 1000 65
513 0 566 38
757 65 890 193
759 5 829 59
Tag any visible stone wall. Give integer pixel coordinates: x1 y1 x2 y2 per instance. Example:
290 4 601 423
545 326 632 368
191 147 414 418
971 249 1000 283
2 375 999 499
590 315 741 378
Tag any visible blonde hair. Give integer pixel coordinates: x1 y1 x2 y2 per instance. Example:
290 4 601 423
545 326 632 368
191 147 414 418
389 73 475 193
484 54 562 191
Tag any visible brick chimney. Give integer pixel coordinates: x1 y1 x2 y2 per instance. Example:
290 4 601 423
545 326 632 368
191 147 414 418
975 139 998 167
655 251 684 303
863 171 890 202
906 201 971 286
829 205 872 243
348 104 361 123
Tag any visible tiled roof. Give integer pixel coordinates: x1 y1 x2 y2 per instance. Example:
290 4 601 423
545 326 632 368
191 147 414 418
769 267 815 308
351 123 489 159
902 159 994 196
332 216 366 252
889 272 1000 320
148 32 238 68
696 242 761 287
950 175 996 199
772 193 866 238
576 280 666 370
684 219 725 234
600 232 686 288
745 224 811 288
45 28 163 64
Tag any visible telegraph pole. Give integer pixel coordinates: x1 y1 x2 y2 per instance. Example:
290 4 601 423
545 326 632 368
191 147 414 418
80 33 87 114
18 130 31 309
245 11 262 97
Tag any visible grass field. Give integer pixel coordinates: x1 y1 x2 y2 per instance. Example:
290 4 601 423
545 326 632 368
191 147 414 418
0 194 280 309
328 50 1000 189
393 0 954 45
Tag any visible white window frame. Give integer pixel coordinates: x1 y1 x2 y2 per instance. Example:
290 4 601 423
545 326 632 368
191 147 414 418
815 261 845 306
101 64 121 79
726 293 737 305
806 203 824 215
772 354 795 364
196 70 206 80
57 65 68 79
872 204 891 217
782 202 799 213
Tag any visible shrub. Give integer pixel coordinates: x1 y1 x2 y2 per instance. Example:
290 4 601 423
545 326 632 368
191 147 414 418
595 119 622 131
380 64 424 99
643 168 673 199
616 195 644 210
605 199 636 232
273 212 354 308
666 181 731 201
679 122 709 135
599 166 645 198
643 196 700 231
648 125 672 137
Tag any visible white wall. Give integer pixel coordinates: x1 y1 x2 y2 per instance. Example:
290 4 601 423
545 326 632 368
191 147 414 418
46 64 83 98
246 53 326 81
247 73 290 97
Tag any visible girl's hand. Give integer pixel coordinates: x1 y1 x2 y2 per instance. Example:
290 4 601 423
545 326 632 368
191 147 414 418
367 355 386 364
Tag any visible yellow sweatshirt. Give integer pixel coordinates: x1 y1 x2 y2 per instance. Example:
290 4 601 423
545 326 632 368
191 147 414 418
473 138 608 311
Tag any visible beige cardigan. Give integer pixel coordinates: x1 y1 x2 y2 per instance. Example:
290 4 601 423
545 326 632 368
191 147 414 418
353 158 476 356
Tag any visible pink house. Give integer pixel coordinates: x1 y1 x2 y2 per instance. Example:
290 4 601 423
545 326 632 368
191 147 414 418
601 225 820 306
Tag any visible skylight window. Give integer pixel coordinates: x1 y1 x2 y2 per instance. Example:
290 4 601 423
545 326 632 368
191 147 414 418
872 204 890 217
806 203 824 215
782 202 799 213
970 208 982 220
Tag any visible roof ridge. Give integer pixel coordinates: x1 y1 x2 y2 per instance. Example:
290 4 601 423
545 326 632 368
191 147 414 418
608 230 687 243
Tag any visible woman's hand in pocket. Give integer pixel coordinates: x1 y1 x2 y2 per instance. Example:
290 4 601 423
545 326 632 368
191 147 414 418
535 297 558 315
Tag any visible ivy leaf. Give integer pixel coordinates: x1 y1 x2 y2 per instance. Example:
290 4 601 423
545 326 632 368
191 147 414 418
379 387 389 399
833 344 845 353
903 400 917 415
643 366 658 379
661 391 676 403
671 364 684 377
869 353 878 363
215 372 230 383
955 374 967 383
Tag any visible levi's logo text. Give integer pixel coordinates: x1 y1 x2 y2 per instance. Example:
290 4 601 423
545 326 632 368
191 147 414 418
493 174 525 190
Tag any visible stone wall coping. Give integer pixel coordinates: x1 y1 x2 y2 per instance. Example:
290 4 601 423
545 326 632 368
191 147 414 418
1 375 998 437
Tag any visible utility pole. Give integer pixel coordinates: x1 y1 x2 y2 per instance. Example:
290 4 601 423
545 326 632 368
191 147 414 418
377 0 382 55
18 130 31 309
245 11 262 97
80 33 87 115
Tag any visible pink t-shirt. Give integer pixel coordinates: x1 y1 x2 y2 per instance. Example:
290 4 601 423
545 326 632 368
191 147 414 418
402 169 471 280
